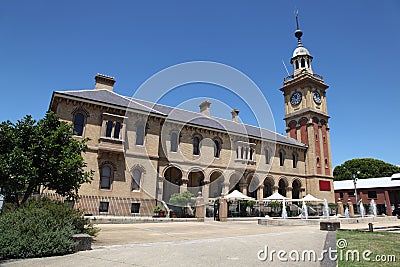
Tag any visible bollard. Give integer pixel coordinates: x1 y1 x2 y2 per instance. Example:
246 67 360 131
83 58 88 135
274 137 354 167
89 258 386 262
195 192 205 222
368 223 373 232
219 195 228 222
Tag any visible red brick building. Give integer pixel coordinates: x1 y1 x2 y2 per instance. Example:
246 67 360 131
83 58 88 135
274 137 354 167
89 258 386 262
334 173 400 216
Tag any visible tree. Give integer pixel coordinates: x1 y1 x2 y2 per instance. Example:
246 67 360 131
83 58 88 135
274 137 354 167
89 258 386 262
169 191 195 207
333 158 400 181
0 111 93 206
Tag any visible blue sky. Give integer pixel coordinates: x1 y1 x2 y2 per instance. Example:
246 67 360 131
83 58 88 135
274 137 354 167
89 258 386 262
1 1 399 168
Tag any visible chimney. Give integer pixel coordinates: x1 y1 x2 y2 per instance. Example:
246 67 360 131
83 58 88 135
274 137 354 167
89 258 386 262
94 74 116 91
231 108 239 122
199 100 211 116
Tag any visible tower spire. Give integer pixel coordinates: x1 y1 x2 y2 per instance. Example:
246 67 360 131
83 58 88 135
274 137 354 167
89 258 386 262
294 9 303 47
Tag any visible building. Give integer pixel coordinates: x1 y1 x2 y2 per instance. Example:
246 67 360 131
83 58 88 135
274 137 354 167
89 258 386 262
48 21 334 216
334 173 400 216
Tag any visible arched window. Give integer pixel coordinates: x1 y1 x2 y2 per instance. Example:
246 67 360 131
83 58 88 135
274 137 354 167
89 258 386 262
317 157 320 167
171 132 178 152
73 113 85 136
100 166 112 189
193 136 200 155
295 60 299 69
105 120 113 137
114 122 121 139
265 149 270 164
132 169 141 191
292 153 298 168
301 58 305 68
279 151 285 166
136 124 145 145
307 59 310 68
214 139 221 158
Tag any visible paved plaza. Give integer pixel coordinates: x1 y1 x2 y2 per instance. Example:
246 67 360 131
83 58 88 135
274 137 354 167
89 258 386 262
3 221 333 267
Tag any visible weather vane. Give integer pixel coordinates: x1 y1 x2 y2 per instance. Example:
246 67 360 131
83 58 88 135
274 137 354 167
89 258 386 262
295 8 300 30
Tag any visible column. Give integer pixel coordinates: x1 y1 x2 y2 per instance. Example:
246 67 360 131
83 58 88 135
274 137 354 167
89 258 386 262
348 200 355 218
240 183 247 196
384 190 393 216
157 176 164 200
286 187 293 199
203 181 210 202
222 182 230 195
195 192 205 222
219 196 228 222
257 185 264 200
273 186 279 194
337 200 344 216
180 178 188 194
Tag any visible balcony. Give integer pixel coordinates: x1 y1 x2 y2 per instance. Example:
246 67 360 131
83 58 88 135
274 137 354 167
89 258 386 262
98 137 125 154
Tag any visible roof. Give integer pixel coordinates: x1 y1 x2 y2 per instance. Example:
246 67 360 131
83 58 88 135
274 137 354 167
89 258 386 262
292 46 311 58
52 89 307 147
334 174 400 190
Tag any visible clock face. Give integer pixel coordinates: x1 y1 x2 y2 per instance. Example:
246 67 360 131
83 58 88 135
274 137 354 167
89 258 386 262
313 91 322 104
290 92 302 105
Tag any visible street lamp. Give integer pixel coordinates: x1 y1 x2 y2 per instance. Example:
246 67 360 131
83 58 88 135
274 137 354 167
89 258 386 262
352 171 360 213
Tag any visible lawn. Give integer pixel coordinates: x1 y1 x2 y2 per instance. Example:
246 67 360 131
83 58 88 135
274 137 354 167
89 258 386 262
336 230 400 266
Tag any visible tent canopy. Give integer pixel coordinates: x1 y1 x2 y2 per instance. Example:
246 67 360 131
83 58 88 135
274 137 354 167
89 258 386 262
294 194 323 202
302 194 323 202
262 192 289 201
224 190 255 201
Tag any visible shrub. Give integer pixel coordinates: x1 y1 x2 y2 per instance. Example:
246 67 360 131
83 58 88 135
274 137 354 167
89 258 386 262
0 197 98 260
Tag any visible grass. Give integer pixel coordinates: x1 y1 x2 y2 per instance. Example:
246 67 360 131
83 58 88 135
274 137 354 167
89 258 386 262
337 230 400 266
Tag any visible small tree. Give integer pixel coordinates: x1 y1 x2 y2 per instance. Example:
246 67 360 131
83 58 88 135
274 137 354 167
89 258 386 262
0 111 93 206
169 191 195 207
333 158 400 181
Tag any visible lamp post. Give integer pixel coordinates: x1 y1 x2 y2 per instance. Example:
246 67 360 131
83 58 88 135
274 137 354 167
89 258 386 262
352 171 360 213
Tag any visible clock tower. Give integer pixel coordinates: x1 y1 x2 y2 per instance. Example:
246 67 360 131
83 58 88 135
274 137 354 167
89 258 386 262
280 14 334 201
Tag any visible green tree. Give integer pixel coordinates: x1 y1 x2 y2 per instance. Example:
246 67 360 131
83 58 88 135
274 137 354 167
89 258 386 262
0 111 93 206
169 191 195 206
333 158 400 181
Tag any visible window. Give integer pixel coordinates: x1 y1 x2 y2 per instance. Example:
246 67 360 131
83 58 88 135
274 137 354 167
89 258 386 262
339 192 344 199
100 166 112 189
171 132 178 152
301 58 305 68
114 122 121 139
316 157 320 167
73 113 85 136
265 150 270 164
348 191 355 197
132 169 141 191
368 191 377 199
214 139 221 158
99 201 109 212
131 203 140 214
325 158 328 168
193 136 200 155
292 153 298 168
295 60 299 69
249 148 254 161
279 151 285 166
105 121 113 137
136 125 145 145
